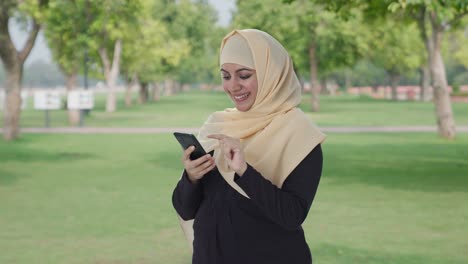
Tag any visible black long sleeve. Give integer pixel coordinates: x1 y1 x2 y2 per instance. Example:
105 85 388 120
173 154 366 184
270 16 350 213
172 144 323 264
172 172 204 220
234 144 323 230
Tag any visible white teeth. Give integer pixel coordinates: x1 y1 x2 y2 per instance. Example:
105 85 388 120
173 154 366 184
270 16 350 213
234 94 248 100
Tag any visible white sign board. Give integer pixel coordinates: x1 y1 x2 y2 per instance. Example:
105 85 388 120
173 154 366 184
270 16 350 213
68 90 94 110
34 91 62 110
0 91 28 110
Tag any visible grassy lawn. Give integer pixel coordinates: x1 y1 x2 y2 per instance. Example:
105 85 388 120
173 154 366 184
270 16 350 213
3 90 468 128
303 95 468 126
1 133 467 264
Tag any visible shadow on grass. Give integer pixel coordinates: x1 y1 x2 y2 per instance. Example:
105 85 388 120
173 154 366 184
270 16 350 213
0 139 96 186
0 146 96 163
0 169 22 186
323 141 468 193
314 243 464 264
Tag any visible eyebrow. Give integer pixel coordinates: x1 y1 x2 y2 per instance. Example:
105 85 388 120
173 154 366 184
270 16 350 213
220 68 254 73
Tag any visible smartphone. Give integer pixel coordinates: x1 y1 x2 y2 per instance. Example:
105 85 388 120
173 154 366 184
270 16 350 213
173 132 207 160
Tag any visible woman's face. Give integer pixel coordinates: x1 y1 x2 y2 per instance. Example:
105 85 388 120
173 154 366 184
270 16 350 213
221 63 258 112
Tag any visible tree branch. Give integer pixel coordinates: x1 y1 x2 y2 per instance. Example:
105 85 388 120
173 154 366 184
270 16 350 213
417 7 428 42
18 20 41 64
98 46 111 78
444 10 468 28
111 39 122 75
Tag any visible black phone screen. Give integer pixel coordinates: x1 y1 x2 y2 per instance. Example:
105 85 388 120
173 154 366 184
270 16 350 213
173 132 207 160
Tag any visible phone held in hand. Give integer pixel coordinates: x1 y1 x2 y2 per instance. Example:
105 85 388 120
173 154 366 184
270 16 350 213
173 132 207 160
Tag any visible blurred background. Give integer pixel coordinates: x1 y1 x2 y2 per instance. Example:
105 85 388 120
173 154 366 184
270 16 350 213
1 0 467 263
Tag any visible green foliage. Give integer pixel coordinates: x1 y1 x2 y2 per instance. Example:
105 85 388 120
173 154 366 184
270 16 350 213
43 0 143 79
119 0 222 85
447 22 468 69
367 19 423 76
15 0 49 23
86 0 141 43
120 0 190 83
452 71 468 88
347 60 388 87
164 0 224 84
234 0 368 78
389 0 468 25
44 0 88 75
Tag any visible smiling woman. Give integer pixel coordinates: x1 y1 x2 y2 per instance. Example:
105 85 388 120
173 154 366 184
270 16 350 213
172 29 326 264
221 64 258 112
219 32 259 111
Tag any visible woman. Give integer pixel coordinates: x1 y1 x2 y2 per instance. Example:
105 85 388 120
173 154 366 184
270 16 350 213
172 29 326 264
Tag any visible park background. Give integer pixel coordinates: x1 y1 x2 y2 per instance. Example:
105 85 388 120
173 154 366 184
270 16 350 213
1 0 468 263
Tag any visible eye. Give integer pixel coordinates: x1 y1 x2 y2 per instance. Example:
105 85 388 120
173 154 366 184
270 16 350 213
240 75 251 80
222 75 230 80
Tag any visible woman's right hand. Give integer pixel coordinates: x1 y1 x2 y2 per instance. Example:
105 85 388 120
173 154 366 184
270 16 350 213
183 146 216 184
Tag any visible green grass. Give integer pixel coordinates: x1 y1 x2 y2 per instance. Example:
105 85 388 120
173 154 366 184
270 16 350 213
303 95 468 126
1 133 467 264
3 90 468 128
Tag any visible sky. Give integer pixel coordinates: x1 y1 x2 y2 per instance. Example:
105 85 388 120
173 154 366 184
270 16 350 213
10 0 235 65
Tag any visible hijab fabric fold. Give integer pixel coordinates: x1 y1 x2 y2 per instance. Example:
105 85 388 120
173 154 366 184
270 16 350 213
178 29 326 248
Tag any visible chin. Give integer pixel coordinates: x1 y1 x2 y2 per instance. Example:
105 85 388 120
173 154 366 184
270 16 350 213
235 104 252 112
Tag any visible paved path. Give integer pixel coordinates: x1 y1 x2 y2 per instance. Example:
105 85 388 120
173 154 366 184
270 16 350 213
2 126 468 134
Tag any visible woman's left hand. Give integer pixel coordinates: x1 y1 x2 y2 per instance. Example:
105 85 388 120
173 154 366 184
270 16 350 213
207 134 248 176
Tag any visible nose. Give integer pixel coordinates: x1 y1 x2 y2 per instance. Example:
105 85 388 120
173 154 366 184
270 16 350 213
227 78 242 93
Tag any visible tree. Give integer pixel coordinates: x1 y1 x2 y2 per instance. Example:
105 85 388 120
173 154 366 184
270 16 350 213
367 19 423 100
0 0 48 141
389 0 468 138
44 0 89 125
174 0 223 87
82 0 141 112
235 0 368 111
301 0 467 138
120 0 190 104
157 0 222 92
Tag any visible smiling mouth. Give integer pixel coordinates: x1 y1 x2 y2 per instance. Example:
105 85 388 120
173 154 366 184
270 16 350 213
233 93 250 102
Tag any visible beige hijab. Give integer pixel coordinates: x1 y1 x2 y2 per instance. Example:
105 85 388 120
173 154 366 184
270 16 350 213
178 29 326 247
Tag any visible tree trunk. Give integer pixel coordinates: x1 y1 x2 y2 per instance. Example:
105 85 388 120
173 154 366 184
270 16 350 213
65 72 80 126
429 15 456 139
0 14 41 140
419 65 431 101
164 79 174 96
98 39 122 113
320 78 327 95
124 84 133 107
175 81 181 94
3 66 22 140
139 82 149 103
344 69 351 92
125 73 137 107
309 40 320 112
416 8 455 138
389 72 400 101
152 82 160 102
